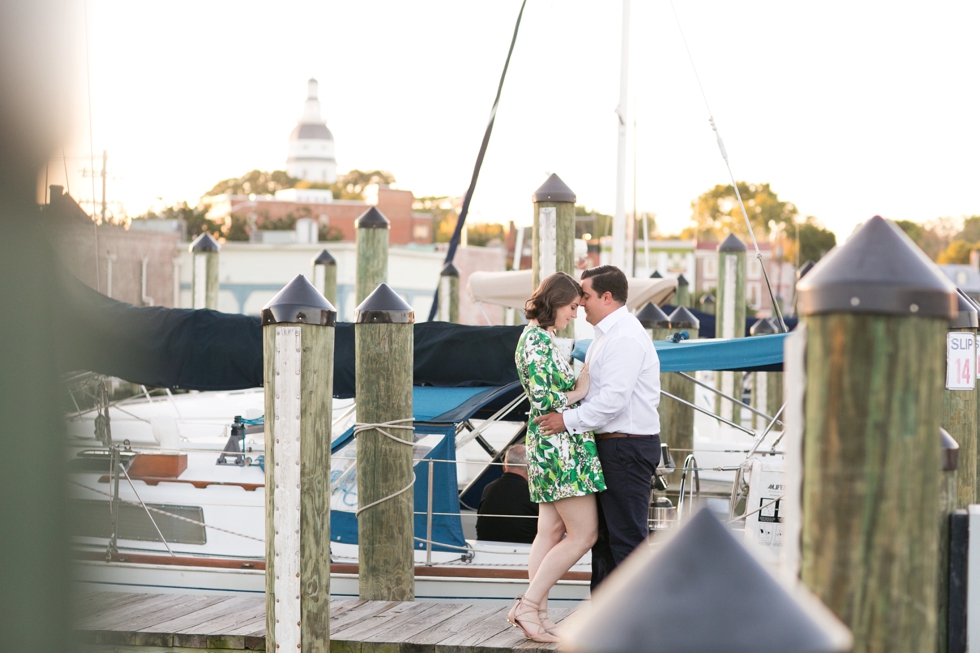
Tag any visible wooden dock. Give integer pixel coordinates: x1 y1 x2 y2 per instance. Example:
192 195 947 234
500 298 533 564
73 592 574 652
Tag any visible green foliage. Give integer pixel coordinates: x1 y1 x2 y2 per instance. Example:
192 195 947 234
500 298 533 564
467 222 506 247
415 195 458 243
691 182 797 242
797 217 836 263
138 202 217 240
937 240 974 264
893 217 958 261
204 170 299 197
575 205 614 240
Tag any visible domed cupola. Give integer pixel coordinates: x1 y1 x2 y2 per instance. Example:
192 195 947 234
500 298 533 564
286 78 338 184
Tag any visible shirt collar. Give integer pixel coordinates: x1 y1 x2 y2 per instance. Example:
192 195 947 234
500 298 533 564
594 305 629 335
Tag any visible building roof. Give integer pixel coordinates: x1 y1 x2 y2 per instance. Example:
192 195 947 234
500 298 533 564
939 264 980 294
290 123 334 141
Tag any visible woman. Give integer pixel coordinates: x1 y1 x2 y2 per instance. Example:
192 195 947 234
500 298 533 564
509 272 605 643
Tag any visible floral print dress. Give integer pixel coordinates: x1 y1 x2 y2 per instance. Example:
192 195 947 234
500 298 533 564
515 325 606 503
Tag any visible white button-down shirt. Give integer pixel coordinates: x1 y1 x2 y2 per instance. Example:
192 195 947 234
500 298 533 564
562 305 661 436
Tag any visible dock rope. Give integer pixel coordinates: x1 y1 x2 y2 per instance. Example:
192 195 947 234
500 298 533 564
352 418 416 517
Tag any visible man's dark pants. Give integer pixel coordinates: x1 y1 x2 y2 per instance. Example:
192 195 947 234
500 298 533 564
591 435 661 590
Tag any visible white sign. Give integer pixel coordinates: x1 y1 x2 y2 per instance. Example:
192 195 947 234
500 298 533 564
947 331 976 390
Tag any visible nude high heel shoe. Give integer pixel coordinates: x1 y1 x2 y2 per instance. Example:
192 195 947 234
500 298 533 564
509 596 560 644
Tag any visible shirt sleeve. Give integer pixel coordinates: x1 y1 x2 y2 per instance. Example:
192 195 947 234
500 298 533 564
563 335 645 434
521 330 570 415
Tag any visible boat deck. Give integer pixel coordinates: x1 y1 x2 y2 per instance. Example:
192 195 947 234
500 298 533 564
73 592 574 652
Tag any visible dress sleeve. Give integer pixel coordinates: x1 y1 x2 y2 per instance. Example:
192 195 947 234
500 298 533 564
521 330 571 414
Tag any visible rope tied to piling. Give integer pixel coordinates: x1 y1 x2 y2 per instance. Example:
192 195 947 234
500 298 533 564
352 418 416 516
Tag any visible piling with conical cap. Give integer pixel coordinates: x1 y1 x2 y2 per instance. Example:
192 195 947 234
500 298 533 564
189 232 220 309
715 233 747 421
938 428 959 653
561 508 852 653
637 302 674 446
650 270 662 278
675 273 691 308
749 318 781 431
437 262 459 323
662 306 700 460
312 248 337 307
355 207 389 305
699 292 715 315
260 274 336 652
354 283 414 600
943 289 977 508
793 260 815 316
532 174 576 339
796 215 957 653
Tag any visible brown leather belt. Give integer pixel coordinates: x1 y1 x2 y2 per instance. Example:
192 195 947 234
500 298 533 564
595 432 656 441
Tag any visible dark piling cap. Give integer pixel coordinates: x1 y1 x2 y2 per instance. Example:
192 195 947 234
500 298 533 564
951 289 979 328
677 274 689 287
261 274 336 327
650 270 663 278
561 508 852 653
440 262 459 277
532 173 576 203
700 293 716 306
941 428 959 472
636 303 671 329
797 216 957 319
354 283 414 324
312 249 336 266
718 233 746 253
797 260 815 280
189 232 220 253
750 317 779 336
668 306 700 329
355 207 390 229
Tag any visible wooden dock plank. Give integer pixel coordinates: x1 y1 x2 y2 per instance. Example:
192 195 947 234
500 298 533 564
73 591 137 619
72 592 582 653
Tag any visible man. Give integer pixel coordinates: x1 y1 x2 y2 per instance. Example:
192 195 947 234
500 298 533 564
476 445 538 544
534 265 661 589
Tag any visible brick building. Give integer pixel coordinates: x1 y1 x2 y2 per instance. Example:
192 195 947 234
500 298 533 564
201 186 433 245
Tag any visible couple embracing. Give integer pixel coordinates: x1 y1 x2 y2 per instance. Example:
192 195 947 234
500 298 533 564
507 265 662 643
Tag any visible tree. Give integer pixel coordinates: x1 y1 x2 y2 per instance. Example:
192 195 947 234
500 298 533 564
414 195 458 243
204 170 299 197
319 169 397 200
937 240 974 264
690 182 798 242
893 218 957 261
137 202 217 240
796 216 836 263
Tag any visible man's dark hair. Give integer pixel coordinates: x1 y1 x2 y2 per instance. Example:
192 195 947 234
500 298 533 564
581 265 628 304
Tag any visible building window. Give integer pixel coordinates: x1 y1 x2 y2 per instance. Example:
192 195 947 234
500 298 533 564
413 224 430 240
703 257 717 280
747 283 762 309
748 257 762 280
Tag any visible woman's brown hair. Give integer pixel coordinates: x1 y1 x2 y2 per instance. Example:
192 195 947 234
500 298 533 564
524 272 583 328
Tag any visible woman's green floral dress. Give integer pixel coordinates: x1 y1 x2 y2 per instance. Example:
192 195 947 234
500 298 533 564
515 325 605 503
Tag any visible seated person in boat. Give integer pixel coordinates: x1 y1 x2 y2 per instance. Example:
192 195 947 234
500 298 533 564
476 445 538 544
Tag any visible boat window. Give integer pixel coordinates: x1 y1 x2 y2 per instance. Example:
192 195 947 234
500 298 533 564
329 432 444 512
70 499 206 545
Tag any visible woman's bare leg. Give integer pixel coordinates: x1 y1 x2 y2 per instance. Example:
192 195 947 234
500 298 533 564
527 501 565 613
523 494 598 606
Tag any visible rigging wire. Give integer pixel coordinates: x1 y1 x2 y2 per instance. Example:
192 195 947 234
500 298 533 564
668 1 787 332
426 0 527 322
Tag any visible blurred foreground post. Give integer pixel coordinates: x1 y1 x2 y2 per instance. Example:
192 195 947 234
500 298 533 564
797 215 956 653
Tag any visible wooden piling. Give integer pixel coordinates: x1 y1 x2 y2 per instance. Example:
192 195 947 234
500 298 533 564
261 274 337 653
749 318 780 430
438 262 459 323
532 174 576 340
676 273 691 308
938 428 959 653
797 215 957 653
715 234 746 422
189 233 220 310
312 248 337 308
699 293 715 316
355 208 390 305
354 283 415 601
637 303 674 442
664 307 700 459
943 291 977 508
793 260 815 316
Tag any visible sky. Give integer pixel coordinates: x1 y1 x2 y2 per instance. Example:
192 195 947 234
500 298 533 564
53 1 980 242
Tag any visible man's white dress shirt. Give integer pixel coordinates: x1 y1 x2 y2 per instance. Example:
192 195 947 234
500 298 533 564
562 305 661 436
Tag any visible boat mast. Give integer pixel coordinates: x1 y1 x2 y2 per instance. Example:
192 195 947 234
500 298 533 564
612 0 631 275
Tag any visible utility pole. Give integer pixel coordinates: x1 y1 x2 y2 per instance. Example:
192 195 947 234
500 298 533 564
100 150 107 225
